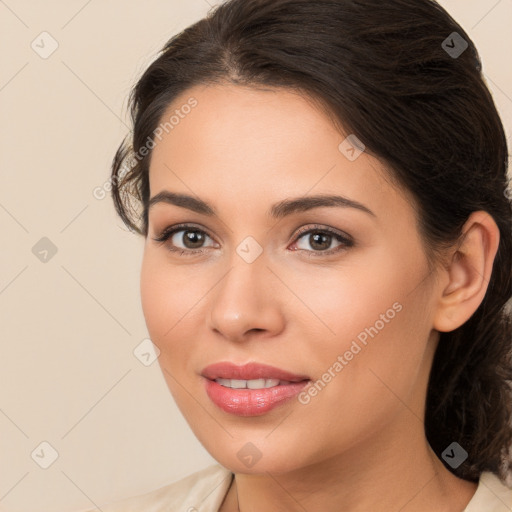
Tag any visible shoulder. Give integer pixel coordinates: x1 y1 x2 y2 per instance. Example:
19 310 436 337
82 463 233 512
463 471 512 512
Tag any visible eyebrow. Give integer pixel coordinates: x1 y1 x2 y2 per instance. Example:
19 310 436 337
147 191 376 219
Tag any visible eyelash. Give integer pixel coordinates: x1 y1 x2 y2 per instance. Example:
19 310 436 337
152 223 354 258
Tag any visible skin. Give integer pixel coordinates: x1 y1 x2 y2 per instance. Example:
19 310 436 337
140 83 499 511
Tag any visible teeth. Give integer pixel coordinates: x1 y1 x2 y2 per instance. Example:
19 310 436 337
215 378 282 389
248 378 280 389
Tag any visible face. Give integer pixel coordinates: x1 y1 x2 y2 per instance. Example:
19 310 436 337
140 83 441 474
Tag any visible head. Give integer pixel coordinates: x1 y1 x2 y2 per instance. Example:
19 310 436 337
111 0 512 484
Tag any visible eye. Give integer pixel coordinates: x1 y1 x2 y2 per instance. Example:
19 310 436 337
290 224 354 257
152 223 354 258
152 224 217 256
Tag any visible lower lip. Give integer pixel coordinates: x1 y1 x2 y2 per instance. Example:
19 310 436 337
204 378 309 417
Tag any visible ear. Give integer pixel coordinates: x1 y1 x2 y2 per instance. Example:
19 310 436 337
433 211 500 333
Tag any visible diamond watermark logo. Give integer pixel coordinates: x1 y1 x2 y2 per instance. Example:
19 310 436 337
32 237 58 263
236 236 263 264
237 442 262 468
442 441 468 469
338 134 365 161
442 32 468 59
31 441 59 469
31 31 59 59
134 338 160 366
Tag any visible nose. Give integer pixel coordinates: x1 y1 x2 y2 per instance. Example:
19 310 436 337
208 257 285 343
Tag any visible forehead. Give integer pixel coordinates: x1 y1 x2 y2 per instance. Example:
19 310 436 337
153 83 342 163
148 83 412 222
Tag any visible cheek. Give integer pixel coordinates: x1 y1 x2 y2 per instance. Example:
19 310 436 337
140 250 196 339
293 246 432 395
140 253 197 407
139 250 188 356
285 251 413 353
139 249 211 380
293 296 430 454
140 252 166 341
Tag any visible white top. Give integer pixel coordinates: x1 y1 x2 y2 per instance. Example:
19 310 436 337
83 463 512 511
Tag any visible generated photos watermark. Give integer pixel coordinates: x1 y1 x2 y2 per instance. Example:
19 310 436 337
93 96 198 200
298 301 403 405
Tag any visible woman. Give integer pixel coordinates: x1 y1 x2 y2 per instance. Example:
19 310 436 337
86 0 512 510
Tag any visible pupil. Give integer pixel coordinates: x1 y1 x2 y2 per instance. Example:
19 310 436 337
311 232 331 250
184 230 204 248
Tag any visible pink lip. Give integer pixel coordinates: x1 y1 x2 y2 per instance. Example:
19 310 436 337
201 362 310 382
201 362 310 417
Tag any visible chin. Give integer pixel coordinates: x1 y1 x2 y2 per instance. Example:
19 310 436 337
197 435 314 475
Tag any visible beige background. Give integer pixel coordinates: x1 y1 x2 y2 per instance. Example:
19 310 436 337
0 1 511 511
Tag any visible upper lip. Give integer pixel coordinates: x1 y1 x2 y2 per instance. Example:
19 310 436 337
201 362 310 382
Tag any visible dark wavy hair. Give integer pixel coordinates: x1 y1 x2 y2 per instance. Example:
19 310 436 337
110 0 512 485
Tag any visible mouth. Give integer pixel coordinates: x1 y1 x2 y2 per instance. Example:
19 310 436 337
201 361 310 382
201 362 311 416
213 378 294 389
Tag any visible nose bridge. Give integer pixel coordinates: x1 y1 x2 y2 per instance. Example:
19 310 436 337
208 248 283 340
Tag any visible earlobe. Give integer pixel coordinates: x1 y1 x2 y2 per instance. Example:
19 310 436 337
433 211 500 333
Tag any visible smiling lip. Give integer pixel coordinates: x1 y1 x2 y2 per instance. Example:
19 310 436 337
201 362 310 382
201 362 310 417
